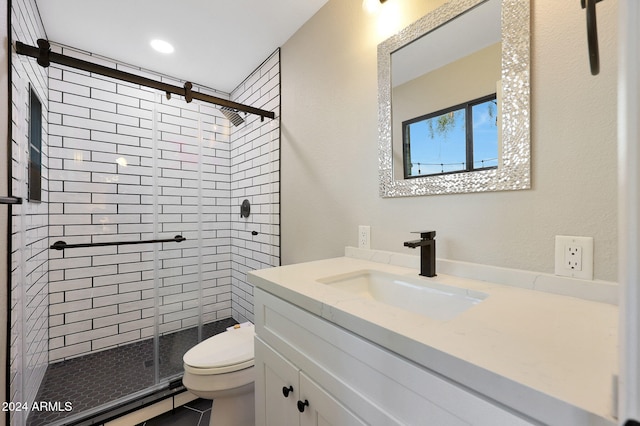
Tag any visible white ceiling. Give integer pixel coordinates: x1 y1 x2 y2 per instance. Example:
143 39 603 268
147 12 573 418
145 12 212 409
391 0 501 87
34 0 328 93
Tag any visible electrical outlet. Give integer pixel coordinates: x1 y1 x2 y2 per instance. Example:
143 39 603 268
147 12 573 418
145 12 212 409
565 245 582 271
358 226 371 249
554 235 594 280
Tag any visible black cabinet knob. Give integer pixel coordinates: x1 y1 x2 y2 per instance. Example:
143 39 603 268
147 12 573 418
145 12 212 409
297 399 309 413
282 385 293 398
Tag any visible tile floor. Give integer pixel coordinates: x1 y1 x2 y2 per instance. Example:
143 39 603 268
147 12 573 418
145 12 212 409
27 318 236 426
137 398 212 426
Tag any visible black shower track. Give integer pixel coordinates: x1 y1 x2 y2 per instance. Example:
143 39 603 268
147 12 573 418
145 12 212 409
15 39 276 121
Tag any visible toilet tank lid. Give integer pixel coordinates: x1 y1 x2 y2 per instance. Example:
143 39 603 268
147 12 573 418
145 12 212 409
183 324 254 369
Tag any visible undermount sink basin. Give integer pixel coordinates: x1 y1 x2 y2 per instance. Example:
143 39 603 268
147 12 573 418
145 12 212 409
317 270 488 321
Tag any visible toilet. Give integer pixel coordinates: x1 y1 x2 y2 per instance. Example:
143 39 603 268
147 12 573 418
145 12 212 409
182 322 255 426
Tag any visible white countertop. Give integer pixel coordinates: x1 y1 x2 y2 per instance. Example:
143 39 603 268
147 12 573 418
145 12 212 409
248 253 618 426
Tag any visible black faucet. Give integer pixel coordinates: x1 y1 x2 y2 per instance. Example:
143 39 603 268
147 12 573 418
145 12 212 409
403 231 437 277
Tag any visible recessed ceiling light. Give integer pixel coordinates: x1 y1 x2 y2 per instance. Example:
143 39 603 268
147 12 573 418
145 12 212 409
150 39 174 54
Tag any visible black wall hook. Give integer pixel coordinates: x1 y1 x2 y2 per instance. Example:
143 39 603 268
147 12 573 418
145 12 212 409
581 0 604 75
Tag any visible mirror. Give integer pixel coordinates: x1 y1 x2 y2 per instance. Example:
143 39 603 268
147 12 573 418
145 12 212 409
378 0 530 197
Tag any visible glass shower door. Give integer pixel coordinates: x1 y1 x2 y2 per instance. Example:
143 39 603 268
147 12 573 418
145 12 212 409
153 94 203 383
153 97 233 384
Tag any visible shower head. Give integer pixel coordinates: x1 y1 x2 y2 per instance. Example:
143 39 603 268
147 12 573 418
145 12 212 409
220 106 245 127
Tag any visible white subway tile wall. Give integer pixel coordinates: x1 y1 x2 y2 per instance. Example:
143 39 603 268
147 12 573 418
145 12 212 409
10 0 50 420
230 51 281 324
45 45 279 362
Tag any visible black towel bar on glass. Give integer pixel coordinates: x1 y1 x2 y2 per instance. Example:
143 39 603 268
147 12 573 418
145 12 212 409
0 196 22 204
50 235 186 251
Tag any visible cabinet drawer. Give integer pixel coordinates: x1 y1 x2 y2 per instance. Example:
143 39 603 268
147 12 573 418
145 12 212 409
255 288 535 426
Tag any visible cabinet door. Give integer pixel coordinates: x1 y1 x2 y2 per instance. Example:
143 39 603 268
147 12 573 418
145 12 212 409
299 372 366 426
255 339 300 426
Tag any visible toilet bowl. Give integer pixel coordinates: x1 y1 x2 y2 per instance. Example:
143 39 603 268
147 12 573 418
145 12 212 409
182 323 255 426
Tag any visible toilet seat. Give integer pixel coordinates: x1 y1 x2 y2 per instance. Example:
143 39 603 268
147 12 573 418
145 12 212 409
183 324 254 375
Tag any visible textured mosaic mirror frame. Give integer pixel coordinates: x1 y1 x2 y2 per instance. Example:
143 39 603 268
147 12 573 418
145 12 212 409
378 0 530 197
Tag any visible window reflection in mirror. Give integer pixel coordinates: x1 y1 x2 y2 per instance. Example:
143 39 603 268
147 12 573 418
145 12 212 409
392 37 502 181
402 94 498 178
388 0 504 182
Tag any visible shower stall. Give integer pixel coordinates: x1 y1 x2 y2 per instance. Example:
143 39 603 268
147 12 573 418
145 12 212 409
8 6 280 424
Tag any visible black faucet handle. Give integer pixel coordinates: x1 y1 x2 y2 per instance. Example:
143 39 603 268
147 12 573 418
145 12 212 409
412 230 436 240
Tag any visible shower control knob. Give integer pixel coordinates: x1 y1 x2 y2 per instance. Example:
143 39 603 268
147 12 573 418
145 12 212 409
282 385 293 398
240 199 251 218
297 399 309 413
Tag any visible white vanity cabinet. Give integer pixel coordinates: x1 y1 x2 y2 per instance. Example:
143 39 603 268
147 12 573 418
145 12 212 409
254 288 536 426
256 339 365 425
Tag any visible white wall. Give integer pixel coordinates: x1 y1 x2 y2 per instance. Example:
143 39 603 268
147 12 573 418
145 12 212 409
281 0 618 281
